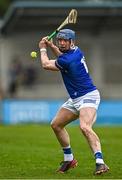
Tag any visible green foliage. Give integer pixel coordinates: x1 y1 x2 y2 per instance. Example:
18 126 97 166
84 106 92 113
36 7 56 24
0 124 122 179
0 0 12 17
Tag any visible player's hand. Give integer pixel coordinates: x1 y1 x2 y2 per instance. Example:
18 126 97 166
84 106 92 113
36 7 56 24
39 37 47 49
45 38 54 48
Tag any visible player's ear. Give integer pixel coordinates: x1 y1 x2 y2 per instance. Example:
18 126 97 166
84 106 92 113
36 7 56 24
70 39 75 48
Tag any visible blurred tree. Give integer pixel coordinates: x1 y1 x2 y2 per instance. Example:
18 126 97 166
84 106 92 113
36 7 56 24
0 0 13 17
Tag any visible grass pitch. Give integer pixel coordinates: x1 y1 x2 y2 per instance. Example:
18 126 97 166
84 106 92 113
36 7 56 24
0 124 122 179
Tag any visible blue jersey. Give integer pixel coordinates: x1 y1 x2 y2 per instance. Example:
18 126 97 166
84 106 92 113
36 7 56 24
55 46 97 99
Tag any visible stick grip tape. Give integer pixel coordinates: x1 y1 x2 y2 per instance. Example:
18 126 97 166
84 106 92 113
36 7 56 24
48 30 58 40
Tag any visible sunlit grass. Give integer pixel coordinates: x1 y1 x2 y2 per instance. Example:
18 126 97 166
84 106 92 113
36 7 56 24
0 124 122 179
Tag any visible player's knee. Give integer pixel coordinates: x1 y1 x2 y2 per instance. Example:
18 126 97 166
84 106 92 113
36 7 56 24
50 119 60 131
80 123 90 136
50 120 56 129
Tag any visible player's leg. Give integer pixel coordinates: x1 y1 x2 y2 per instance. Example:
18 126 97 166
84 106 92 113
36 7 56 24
79 107 109 175
79 107 101 153
51 107 78 173
51 107 78 147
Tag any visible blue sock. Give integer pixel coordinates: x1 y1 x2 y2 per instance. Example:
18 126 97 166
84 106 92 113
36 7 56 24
95 152 103 159
94 151 104 164
63 146 73 161
63 147 72 154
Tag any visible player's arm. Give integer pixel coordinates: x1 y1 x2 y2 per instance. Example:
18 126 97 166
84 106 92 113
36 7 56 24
45 39 62 57
39 38 59 71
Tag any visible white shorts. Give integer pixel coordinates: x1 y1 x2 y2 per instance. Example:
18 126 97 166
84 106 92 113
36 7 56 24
62 90 100 115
